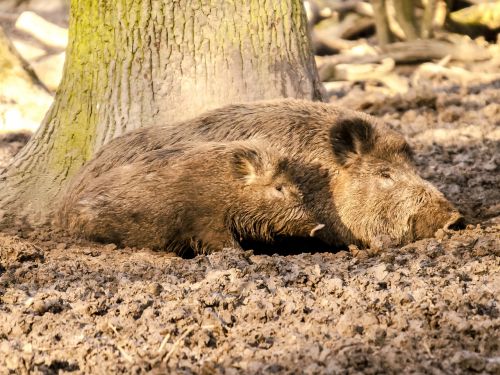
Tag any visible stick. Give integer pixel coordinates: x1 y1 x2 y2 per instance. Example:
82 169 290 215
162 326 195 364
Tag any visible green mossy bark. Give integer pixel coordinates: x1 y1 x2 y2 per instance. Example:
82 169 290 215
0 0 323 227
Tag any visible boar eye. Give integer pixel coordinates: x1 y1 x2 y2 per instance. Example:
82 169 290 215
380 170 391 179
271 184 287 199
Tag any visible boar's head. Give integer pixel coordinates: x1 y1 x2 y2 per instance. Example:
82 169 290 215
229 143 324 242
329 118 464 248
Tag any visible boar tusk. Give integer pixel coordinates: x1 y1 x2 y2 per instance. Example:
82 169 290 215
310 224 325 237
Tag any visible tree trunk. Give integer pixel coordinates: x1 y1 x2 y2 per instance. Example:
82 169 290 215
0 0 323 228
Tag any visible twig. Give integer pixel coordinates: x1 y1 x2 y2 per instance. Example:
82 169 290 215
34 345 81 352
116 344 134 364
107 322 134 363
108 322 119 335
157 333 171 353
162 326 195 364
422 341 434 358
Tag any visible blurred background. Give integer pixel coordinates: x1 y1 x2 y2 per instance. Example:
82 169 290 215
0 0 498 134
0 0 68 133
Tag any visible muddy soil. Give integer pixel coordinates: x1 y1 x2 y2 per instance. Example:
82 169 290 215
1 80 499 373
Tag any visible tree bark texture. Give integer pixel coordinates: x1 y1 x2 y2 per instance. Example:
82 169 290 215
0 0 323 227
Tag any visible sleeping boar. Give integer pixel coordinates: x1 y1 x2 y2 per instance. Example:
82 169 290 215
73 99 464 248
56 140 325 254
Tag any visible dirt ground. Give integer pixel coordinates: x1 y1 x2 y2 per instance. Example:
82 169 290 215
0 73 499 374
1 2 499 375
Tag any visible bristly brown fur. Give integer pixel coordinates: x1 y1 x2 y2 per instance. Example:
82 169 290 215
60 99 463 248
55 140 322 254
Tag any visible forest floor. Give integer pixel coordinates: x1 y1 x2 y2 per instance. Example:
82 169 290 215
0 74 499 374
1 1 499 375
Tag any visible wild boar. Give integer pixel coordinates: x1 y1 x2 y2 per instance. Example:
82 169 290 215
56 140 324 254
72 99 464 248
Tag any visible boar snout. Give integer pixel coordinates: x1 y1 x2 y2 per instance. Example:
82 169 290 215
413 196 465 240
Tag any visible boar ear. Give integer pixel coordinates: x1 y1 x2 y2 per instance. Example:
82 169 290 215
231 147 263 183
329 118 375 165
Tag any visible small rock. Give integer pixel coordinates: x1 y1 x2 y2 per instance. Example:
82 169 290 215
371 264 388 281
32 299 46 315
148 282 163 296
104 244 117 251
56 243 67 250
32 298 64 315
24 297 34 307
